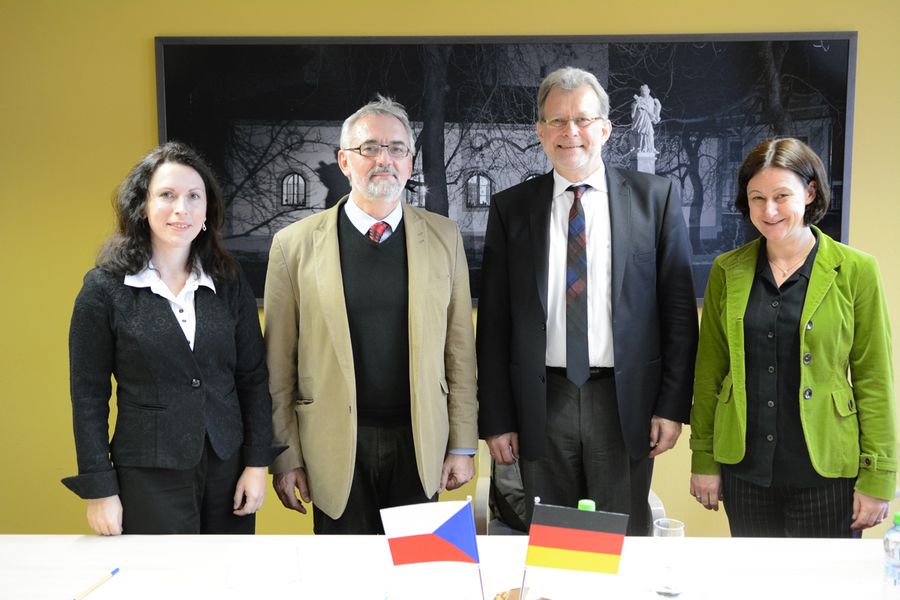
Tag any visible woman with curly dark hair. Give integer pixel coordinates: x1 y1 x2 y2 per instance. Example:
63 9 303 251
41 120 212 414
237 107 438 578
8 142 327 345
63 142 283 535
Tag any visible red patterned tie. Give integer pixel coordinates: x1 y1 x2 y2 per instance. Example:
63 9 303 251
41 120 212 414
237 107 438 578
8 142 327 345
367 221 391 243
566 184 590 387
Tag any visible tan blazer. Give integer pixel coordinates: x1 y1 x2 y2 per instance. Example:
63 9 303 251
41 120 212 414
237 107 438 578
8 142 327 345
264 198 478 519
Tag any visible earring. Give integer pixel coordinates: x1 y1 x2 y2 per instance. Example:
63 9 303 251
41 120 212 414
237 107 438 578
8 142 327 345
202 223 207 232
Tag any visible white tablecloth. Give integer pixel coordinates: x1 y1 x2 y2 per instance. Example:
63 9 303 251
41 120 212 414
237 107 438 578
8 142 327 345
0 534 887 599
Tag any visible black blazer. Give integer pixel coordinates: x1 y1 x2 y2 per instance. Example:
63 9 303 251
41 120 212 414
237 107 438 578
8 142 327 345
476 168 698 460
62 267 282 499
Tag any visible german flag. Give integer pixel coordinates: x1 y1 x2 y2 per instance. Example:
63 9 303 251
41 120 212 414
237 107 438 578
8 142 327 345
525 503 629 574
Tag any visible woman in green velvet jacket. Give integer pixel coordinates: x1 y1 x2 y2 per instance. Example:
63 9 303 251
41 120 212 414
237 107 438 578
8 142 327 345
690 138 895 537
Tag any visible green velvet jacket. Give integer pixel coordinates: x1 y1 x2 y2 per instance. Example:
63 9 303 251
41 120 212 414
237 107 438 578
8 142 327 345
690 226 897 500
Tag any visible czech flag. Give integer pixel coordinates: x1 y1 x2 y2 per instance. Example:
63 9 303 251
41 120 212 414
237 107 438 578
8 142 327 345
380 500 480 565
525 503 628 574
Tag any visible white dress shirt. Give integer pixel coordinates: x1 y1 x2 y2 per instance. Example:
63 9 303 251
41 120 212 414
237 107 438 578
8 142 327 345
545 163 615 368
344 193 404 240
124 262 216 351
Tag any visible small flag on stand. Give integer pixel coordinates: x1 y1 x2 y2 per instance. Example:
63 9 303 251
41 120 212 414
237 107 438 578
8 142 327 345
525 503 628 574
380 500 480 566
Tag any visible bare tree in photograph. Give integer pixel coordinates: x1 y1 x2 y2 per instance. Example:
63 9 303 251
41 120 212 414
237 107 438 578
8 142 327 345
156 35 853 299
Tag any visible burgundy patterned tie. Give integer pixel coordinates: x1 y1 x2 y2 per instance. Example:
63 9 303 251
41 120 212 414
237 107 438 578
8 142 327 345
367 221 391 243
566 184 591 387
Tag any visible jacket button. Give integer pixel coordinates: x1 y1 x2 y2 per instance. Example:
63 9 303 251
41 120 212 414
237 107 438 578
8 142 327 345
803 387 812 399
191 378 201 388
802 353 811 365
864 457 872 466
767 365 775 374
766 434 774 442
771 300 780 308
806 320 814 330
767 400 775 408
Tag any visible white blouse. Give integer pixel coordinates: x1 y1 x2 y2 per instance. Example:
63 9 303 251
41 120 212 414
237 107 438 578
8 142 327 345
124 262 216 351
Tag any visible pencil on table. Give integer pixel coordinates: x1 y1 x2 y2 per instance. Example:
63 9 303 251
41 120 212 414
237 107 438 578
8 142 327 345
73 567 119 600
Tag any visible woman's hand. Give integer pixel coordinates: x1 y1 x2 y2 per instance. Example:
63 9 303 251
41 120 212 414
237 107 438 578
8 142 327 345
87 495 123 535
851 491 890 530
233 466 268 516
690 473 723 511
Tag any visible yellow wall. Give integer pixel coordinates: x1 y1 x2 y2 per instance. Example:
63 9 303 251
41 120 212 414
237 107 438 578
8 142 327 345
2 0 897 538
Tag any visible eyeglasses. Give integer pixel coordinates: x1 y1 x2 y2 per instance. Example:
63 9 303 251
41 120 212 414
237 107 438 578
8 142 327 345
343 142 411 158
541 116 605 129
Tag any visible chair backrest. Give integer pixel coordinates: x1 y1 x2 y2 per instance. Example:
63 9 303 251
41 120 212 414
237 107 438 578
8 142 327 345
475 439 668 534
648 488 666 522
473 440 492 534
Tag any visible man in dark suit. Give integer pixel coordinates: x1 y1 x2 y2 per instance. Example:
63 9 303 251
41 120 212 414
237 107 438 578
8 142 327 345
477 67 698 535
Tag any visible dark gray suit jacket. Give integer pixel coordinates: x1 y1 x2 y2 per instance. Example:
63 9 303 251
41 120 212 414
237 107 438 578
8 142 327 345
477 168 698 460
63 267 283 499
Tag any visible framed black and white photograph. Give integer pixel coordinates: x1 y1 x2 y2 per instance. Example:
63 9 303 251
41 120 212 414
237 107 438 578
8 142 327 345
156 33 856 300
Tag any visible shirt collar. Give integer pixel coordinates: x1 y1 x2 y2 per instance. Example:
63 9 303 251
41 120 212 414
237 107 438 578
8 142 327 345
551 160 608 199
124 261 216 297
344 193 404 237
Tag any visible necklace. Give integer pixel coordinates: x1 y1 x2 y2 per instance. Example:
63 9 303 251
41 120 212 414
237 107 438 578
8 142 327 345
767 236 815 278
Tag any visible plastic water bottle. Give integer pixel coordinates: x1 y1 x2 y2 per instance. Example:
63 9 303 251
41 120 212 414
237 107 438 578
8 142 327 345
884 512 900 597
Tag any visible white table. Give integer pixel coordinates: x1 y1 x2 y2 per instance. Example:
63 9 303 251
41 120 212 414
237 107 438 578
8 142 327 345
0 535 886 599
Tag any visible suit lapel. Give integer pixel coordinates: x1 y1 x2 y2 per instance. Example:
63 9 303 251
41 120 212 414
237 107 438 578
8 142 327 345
722 242 758 349
607 167 630 308
404 206 426 390
530 173 554 318
717 241 758 396
800 227 842 330
313 202 356 379
192 286 217 358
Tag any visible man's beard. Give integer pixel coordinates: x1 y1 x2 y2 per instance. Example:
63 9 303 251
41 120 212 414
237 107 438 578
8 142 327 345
360 166 403 201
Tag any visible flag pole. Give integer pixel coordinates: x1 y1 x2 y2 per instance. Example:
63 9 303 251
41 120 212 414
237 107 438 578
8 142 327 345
517 496 541 600
477 565 487 600
467 495 487 600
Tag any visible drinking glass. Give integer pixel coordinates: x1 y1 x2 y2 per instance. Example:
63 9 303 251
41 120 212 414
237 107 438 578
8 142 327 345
652 518 685 597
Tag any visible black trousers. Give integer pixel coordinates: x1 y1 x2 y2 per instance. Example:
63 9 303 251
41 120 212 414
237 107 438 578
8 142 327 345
313 423 434 535
117 439 254 534
722 469 859 538
521 370 652 536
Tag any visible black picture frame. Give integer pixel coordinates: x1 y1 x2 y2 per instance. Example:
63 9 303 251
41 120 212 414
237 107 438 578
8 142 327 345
156 33 856 301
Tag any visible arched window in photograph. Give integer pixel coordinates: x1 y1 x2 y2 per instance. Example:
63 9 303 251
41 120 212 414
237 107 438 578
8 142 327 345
465 172 492 208
282 172 307 207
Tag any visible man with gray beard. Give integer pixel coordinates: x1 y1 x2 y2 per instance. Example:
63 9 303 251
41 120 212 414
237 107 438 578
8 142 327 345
264 96 478 533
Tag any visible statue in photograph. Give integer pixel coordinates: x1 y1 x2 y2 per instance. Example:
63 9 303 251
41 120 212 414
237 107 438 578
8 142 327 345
630 84 662 154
